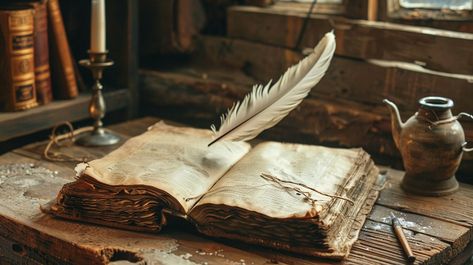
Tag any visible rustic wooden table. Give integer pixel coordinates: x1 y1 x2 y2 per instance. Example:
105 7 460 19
1 117 472 265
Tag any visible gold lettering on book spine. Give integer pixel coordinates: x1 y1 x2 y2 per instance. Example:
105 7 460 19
0 8 38 111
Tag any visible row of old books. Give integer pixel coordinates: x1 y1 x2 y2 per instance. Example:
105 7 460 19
0 0 78 112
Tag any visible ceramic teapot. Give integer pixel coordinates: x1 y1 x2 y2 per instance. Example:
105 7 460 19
383 96 472 196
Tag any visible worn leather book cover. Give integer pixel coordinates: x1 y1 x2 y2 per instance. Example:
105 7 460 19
30 0 52 104
47 0 77 99
0 6 38 111
44 122 383 260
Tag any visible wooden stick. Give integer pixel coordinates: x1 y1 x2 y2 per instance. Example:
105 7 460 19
391 213 416 263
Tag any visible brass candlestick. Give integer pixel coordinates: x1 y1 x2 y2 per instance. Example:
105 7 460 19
76 51 121 146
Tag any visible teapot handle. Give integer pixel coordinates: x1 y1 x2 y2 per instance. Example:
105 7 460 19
456 113 473 152
463 142 473 152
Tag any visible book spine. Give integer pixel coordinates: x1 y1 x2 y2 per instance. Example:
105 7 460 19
47 0 78 99
0 7 38 111
33 0 52 105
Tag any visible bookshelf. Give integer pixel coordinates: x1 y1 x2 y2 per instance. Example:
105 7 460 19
0 90 129 142
0 0 138 144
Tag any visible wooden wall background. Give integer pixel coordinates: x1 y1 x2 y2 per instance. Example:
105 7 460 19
138 0 473 182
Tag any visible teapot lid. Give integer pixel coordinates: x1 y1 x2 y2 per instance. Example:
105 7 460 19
419 96 453 110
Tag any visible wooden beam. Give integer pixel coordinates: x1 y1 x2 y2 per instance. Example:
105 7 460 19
194 36 303 83
243 0 273 7
270 2 346 15
346 0 378 20
227 6 473 75
105 0 139 118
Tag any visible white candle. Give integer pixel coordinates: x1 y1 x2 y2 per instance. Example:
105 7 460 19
90 0 106 53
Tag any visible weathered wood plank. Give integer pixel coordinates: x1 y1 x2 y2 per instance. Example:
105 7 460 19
345 0 378 21
105 0 139 118
0 233 45 265
376 173 473 230
348 220 450 265
107 116 161 137
367 204 471 262
0 153 98 264
196 36 473 114
12 117 161 166
227 6 473 75
368 205 469 245
449 239 473 265
390 19 473 34
140 68 255 124
0 89 130 142
194 36 301 83
243 0 273 7
271 2 346 15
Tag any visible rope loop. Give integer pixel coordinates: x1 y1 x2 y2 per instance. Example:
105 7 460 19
43 122 93 162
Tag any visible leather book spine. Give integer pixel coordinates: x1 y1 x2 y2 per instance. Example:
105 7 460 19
32 0 52 104
0 7 38 111
47 0 78 99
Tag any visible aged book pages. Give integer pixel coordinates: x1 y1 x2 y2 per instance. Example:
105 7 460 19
78 122 251 213
45 123 381 259
189 141 379 258
193 142 364 217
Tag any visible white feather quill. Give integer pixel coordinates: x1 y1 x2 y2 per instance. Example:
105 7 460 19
208 31 336 146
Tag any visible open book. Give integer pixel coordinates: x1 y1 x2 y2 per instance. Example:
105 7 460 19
44 122 382 259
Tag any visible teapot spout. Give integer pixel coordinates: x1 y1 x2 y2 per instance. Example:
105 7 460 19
383 99 404 149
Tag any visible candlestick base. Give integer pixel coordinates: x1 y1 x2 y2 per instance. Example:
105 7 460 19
76 128 121 147
76 50 121 147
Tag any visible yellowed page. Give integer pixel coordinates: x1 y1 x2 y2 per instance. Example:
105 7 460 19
193 141 366 219
77 122 251 213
